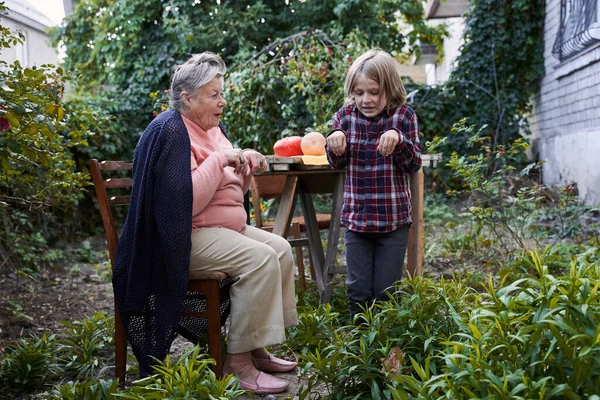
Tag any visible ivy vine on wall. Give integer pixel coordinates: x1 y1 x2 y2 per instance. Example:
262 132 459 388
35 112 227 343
412 0 545 176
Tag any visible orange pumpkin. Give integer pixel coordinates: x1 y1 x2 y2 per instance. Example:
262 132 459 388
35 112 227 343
273 136 303 157
301 132 326 156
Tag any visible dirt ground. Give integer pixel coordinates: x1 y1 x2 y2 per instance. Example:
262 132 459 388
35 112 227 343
0 257 114 342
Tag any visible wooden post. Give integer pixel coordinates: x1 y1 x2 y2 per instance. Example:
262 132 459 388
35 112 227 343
406 169 424 277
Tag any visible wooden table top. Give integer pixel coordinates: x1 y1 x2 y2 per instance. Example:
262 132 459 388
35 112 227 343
265 153 442 171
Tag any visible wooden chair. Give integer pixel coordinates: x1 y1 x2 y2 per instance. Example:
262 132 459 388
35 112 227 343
250 174 331 290
90 159 231 382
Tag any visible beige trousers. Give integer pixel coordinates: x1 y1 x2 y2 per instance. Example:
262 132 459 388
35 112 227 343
190 225 298 353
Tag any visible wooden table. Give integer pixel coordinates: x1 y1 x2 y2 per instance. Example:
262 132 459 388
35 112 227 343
262 154 441 303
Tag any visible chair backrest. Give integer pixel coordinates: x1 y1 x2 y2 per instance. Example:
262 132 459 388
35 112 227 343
89 159 133 267
249 175 287 228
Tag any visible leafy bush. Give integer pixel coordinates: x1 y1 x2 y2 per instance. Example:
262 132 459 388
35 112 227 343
116 346 246 399
410 258 600 398
293 253 600 399
296 275 477 398
47 378 119 400
437 121 598 269
59 311 115 378
0 334 60 393
51 0 446 158
404 0 545 189
0 3 106 274
444 121 543 253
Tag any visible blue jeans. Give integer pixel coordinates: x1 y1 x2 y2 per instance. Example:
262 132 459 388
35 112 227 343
344 226 410 319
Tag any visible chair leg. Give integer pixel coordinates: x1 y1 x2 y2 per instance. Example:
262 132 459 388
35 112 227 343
205 280 223 378
291 222 306 291
114 303 127 383
307 247 317 282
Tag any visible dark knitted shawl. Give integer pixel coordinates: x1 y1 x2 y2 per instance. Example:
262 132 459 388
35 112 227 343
113 109 247 375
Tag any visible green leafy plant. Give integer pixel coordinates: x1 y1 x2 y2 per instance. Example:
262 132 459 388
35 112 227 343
286 303 341 355
408 0 545 189
297 276 477 398
59 311 115 378
116 345 246 399
0 333 60 393
51 0 445 157
294 252 600 399
0 2 106 274
2 297 33 322
47 378 119 400
419 256 600 398
93 260 113 282
446 120 545 254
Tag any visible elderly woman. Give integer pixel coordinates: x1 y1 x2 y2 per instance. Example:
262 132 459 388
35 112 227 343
113 52 298 394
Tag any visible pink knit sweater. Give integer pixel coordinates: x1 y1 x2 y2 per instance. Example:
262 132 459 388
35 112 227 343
182 115 251 233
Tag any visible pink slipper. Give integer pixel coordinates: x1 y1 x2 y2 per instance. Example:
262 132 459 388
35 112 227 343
252 353 297 373
237 371 289 394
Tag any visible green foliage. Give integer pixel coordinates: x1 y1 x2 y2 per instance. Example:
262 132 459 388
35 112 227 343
2 296 33 322
224 30 362 153
293 254 600 399
440 121 598 269
0 3 107 274
296 276 476 398
286 302 342 355
116 345 246 399
445 121 544 253
0 64 89 204
417 258 600 398
48 378 120 400
59 311 115 378
408 0 545 187
0 333 60 393
52 0 445 156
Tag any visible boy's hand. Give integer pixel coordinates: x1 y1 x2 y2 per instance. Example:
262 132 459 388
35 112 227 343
327 131 347 156
377 130 402 157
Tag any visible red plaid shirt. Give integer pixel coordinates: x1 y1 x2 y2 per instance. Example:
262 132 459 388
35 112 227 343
326 104 422 233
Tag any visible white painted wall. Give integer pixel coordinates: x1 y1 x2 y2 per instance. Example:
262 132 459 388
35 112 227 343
0 0 59 68
425 17 465 85
530 0 600 204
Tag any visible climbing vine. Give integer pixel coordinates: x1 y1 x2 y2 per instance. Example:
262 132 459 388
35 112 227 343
412 0 545 180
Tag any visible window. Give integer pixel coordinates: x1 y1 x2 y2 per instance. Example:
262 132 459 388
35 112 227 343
553 0 600 61
14 29 28 66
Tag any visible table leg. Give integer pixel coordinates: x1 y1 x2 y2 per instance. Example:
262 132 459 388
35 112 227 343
298 184 326 295
272 175 299 237
298 173 345 304
322 173 344 303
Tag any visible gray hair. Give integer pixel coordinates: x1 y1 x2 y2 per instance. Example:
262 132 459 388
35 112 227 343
169 52 227 111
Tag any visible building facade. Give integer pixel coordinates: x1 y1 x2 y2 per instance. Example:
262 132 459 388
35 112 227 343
529 0 600 204
425 0 600 204
0 0 58 67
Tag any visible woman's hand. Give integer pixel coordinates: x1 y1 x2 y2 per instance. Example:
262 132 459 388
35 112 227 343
377 130 402 157
218 149 248 175
326 130 347 156
243 149 268 174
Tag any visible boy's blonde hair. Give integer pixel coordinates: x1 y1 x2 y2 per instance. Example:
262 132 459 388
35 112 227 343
344 49 407 109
